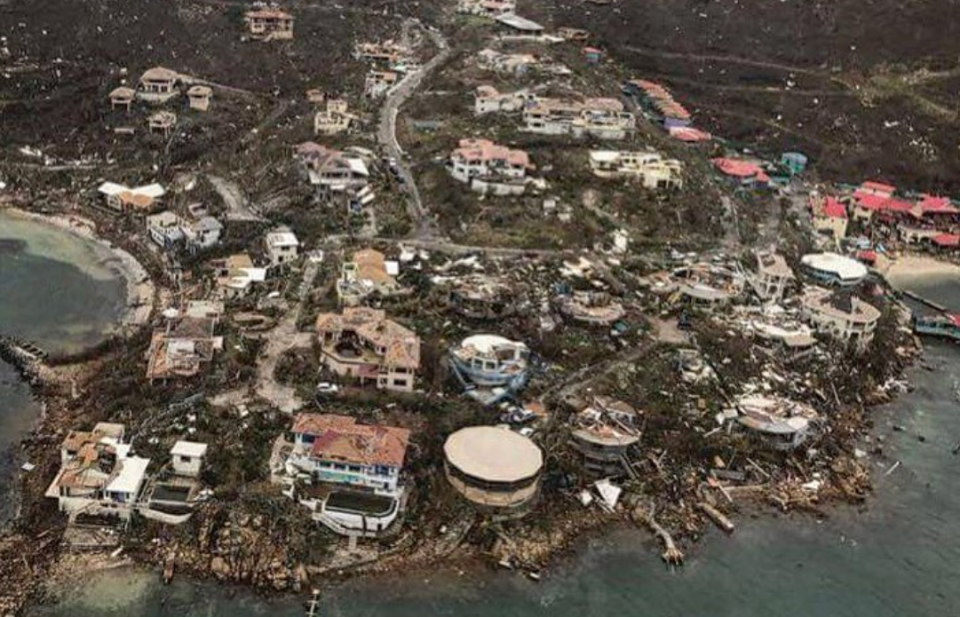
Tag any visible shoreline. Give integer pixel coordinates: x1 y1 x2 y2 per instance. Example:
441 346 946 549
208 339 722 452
0 206 155 340
877 253 960 295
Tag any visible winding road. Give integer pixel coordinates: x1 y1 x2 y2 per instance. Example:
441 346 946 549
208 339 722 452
376 20 451 240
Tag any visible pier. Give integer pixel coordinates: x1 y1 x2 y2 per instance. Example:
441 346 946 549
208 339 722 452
0 334 48 384
899 289 949 313
305 589 321 617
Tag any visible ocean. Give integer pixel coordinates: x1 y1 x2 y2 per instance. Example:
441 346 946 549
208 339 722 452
25 274 960 616
0 210 127 523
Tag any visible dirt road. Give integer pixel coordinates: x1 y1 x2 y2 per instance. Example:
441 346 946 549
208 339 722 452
208 174 262 222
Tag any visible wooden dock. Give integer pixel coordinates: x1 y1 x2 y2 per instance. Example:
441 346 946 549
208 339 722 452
899 289 948 313
305 589 321 617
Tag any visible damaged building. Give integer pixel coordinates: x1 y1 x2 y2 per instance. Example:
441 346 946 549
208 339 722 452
138 66 181 103
588 150 683 189
477 48 539 75
801 287 882 347
555 291 626 327
314 99 355 136
522 96 635 140
108 86 136 111
473 85 533 115
457 0 516 17
244 8 294 41
296 142 370 194
337 248 401 306
187 85 213 111
569 396 641 475
449 335 530 404
283 414 410 535
316 307 420 392
364 70 399 99
671 263 745 307
45 423 149 521
448 278 517 320
744 250 795 303
145 315 222 383
730 395 820 452
213 253 267 299
264 227 299 267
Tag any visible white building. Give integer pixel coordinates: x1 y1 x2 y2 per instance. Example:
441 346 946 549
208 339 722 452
146 211 185 251
477 48 538 75
171 441 208 478
265 228 300 267
96 181 165 213
45 423 150 521
285 414 411 535
448 138 533 196
474 85 530 115
296 142 370 192
457 0 515 17
183 216 223 251
745 251 795 303
523 97 635 140
801 287 881 347
801 252 867 287
214 253 267 299
588 150 683 189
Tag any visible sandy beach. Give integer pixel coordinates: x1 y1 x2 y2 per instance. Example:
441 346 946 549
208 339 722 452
1 207 155 333
877 253 960 291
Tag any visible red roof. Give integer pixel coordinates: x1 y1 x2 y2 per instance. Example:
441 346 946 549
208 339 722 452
853 191 913 214
856 250 877 263
295 413 411 468
932 233 960 247
918 195 959 215
712 158 764 178
860 181 896 196
951 314 960 327
881 198 914 213
668 126 712 142
582 47 602 54
820 196 847 219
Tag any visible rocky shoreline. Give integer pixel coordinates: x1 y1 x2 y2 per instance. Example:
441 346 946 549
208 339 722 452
0 207 160 616
0 251 926 616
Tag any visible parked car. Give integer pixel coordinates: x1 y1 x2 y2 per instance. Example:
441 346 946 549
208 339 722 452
316 382 340 395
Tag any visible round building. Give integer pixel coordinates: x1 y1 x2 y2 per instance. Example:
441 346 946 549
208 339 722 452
444 426 543 514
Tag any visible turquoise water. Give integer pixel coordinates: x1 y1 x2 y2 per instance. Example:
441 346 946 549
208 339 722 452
28 279 960 616
0 210 127 522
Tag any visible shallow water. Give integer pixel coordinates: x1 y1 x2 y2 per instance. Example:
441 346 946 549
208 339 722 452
0 211 127 353
28 279 960 617
0 210 127 523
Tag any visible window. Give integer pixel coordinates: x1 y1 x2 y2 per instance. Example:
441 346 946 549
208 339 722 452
179 455 191 463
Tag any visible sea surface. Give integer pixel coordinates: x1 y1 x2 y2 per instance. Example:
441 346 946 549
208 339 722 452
25 275 960 616
0 210 127 522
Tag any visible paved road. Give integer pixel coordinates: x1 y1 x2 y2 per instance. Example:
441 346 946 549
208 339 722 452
376 20 451 240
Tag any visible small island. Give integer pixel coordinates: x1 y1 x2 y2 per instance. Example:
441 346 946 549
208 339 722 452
0 3 958 616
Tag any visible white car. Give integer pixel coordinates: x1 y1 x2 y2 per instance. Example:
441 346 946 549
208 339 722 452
316 382 340 395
